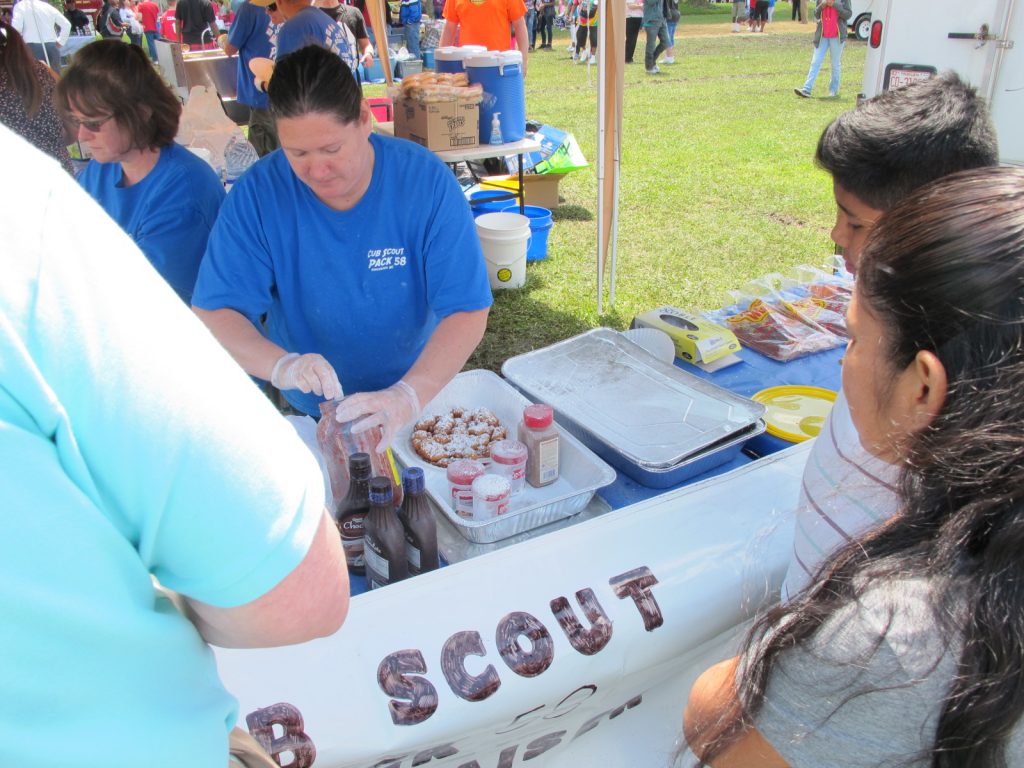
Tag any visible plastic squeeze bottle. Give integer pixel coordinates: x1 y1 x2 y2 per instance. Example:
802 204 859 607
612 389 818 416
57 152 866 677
363 477 409 590
223 129 259 184
335 452 371 575
489 112 503 145
398 467 439 576
518 404 560 487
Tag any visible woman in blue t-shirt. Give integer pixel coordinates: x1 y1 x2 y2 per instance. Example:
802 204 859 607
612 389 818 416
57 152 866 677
55 40 225 304
193 45 492 452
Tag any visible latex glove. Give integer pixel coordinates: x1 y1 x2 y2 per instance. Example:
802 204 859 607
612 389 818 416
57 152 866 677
270 352 343 400
333 380 420 453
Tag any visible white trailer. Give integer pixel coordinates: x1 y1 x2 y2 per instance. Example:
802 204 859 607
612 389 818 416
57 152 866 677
848 0 882 41
861 0 1023 165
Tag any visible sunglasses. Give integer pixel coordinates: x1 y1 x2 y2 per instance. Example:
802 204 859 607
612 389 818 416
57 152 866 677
69 114 113 133
266 2 277 10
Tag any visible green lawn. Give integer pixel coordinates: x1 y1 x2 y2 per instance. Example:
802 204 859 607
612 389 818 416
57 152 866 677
375 14 866 372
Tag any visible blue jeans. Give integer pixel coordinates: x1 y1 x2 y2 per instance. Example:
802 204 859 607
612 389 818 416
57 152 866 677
666 20 677 47
526 8 537 47
802 36 843 95
404 21 420 58
144 30 158 61
28 41 61 68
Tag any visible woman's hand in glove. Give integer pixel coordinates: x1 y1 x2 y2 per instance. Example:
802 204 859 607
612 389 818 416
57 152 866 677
270 353 343 401
332 380 420 453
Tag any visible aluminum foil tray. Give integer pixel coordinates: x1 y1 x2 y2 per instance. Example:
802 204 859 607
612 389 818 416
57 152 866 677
502 328 767 487
392 369 616 543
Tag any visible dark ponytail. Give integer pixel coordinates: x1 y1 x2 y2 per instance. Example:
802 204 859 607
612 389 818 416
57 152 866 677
700 166 1024 767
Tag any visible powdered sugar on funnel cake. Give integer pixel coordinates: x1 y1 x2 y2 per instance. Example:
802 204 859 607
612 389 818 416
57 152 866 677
410 407 509 467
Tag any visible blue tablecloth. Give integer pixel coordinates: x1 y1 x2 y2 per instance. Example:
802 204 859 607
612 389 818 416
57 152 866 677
61 35 95 62
596 344 846 510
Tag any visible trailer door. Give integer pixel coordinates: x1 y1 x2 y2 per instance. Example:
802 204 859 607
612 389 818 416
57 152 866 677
989 0 1022 164
862 0 1006 98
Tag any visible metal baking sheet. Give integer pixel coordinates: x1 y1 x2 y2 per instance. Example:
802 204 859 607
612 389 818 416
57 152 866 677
391 369 615 544
501 328 766 471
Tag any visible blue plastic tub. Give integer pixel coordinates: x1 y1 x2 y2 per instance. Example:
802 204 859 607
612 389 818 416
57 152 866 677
465 51 525 144
503 204 552 261
359 57 393 83
422 48 435 69
469 190 517 217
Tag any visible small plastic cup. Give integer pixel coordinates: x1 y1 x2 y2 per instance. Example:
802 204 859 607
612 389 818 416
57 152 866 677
447 459 486 518
471 473 511 518
489 439 528 495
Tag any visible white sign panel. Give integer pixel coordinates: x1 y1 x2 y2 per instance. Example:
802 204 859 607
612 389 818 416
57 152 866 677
215 445 808 767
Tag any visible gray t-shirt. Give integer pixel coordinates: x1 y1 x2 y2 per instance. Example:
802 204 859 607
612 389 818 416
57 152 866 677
751 578 1024 767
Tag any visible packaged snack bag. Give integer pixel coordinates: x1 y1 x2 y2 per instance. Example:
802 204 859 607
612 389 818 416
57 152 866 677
707 297 841 362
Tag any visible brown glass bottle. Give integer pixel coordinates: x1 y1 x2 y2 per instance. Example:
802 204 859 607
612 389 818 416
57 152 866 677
363 477 409 590
398 467 439 576
335 452 371 575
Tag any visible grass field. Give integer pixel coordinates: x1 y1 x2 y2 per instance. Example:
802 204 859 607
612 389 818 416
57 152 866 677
394 7 867 371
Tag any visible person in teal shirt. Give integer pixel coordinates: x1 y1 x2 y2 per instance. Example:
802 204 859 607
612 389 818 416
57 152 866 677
0 121 349 768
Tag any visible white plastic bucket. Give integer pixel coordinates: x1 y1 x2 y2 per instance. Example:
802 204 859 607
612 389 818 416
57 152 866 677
476 212 530 290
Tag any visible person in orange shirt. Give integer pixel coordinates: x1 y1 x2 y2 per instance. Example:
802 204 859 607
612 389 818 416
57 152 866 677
439 0 529 74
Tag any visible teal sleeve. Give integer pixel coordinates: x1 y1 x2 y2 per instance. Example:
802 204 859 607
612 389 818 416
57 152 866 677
24 168 324 608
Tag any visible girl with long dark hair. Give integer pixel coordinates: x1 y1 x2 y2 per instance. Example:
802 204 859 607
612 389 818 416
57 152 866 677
0 19 71 172
685 166 1024 767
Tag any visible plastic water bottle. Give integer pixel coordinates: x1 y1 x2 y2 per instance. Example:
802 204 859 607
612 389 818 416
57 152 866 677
223 131 259 184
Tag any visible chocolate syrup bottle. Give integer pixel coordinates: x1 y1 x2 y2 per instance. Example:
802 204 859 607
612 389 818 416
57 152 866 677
363 477 409 590
335 452 371 576
398 467 439 576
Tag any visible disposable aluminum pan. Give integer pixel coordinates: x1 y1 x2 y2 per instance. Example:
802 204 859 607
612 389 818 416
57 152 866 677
391 370 616 543
501 328 767 488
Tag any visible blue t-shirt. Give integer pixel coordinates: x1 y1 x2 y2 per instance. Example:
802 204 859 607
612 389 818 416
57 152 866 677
228 0 279 109
276 5 356 70
78 142 225 303
193 133 493 416
1 123 325 767
400 0 422 24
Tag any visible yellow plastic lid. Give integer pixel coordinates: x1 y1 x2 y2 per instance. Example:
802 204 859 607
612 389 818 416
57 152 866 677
751 385 838 443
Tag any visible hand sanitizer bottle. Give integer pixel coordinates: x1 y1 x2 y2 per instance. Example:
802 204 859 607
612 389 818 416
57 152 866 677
489 112 503 145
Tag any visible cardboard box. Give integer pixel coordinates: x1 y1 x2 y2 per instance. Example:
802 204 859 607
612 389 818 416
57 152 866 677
479 173 567 209
394 97 479 152
633 306 741 368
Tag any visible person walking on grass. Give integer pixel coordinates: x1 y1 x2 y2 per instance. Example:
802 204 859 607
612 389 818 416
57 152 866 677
642 0 668 74
572 0 597 63
537 0 555 47
731 0 744 32
662 0 678 62
794 0 850 98
625 0 643 61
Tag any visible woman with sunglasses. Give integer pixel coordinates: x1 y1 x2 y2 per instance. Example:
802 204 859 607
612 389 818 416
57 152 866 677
684 166 1024 766
56 40 224 304
0 19 72 173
